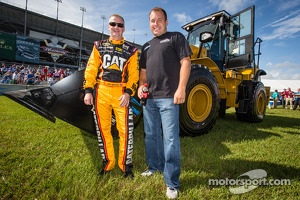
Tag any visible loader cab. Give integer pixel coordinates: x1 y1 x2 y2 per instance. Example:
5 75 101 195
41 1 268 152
183 6 256 71
184 12 228 71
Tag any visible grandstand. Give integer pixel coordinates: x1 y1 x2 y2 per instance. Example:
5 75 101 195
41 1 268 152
0 2 142 69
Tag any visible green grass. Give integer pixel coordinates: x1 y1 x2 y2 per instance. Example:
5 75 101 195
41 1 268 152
1 96 299 199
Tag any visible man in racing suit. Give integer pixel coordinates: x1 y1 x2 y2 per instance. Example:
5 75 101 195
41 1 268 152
83 14 139 178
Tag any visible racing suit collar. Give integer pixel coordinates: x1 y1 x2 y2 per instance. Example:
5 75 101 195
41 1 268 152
109 37 125 45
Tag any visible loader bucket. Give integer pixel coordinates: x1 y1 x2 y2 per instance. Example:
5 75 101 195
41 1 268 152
3 69 95 134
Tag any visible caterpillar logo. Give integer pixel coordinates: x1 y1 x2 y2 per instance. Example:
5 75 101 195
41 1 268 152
126 107 134 165
102 54 126 71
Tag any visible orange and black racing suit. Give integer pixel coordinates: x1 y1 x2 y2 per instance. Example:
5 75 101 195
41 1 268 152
83 38 139 173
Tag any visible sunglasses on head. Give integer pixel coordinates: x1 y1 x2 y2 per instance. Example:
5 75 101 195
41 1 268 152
109 22 124 28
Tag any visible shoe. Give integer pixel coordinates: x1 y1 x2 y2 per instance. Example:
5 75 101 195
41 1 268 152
166 187 178 199
141 169 154 177
124 171 134 179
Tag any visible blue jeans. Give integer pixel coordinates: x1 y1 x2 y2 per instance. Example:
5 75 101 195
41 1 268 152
143 98 181 189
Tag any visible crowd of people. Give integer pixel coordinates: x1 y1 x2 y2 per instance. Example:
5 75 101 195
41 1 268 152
270 87 300 110
0 62 74 86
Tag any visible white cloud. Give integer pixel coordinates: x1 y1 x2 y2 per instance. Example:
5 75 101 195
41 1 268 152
263 61 300 79
260 10 300 40
173 13 192 25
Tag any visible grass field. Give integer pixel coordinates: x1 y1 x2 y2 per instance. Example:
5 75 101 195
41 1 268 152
0 96 299 199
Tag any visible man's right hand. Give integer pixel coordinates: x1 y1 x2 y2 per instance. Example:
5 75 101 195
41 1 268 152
84 93 94 105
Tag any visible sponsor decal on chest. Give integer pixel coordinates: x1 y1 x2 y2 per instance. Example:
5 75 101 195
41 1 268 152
102 54 126 71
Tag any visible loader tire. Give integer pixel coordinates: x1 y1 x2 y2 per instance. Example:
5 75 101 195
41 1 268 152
180 65 220 136
236 82 267 122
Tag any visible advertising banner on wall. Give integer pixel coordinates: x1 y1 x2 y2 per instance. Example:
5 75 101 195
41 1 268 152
16 35 40 63
0 32 16 60
41 37 68 62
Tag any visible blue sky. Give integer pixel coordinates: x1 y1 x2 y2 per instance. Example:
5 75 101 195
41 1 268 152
3 0 300 80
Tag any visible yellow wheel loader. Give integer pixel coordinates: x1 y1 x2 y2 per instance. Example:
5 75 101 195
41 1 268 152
180 5 269 136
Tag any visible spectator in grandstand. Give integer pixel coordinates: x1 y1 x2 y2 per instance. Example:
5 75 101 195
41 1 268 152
53 68 60 80
18 71 23 84
0 70 13 84
34 70 40 80
25 70 35 85
40 72 45 82
58 68 64 80
43 66 48 81
66 68 72 76
1 63 10 75
12 71 19 84
11 63 16 72
48 76 54 86
47 69 53 80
